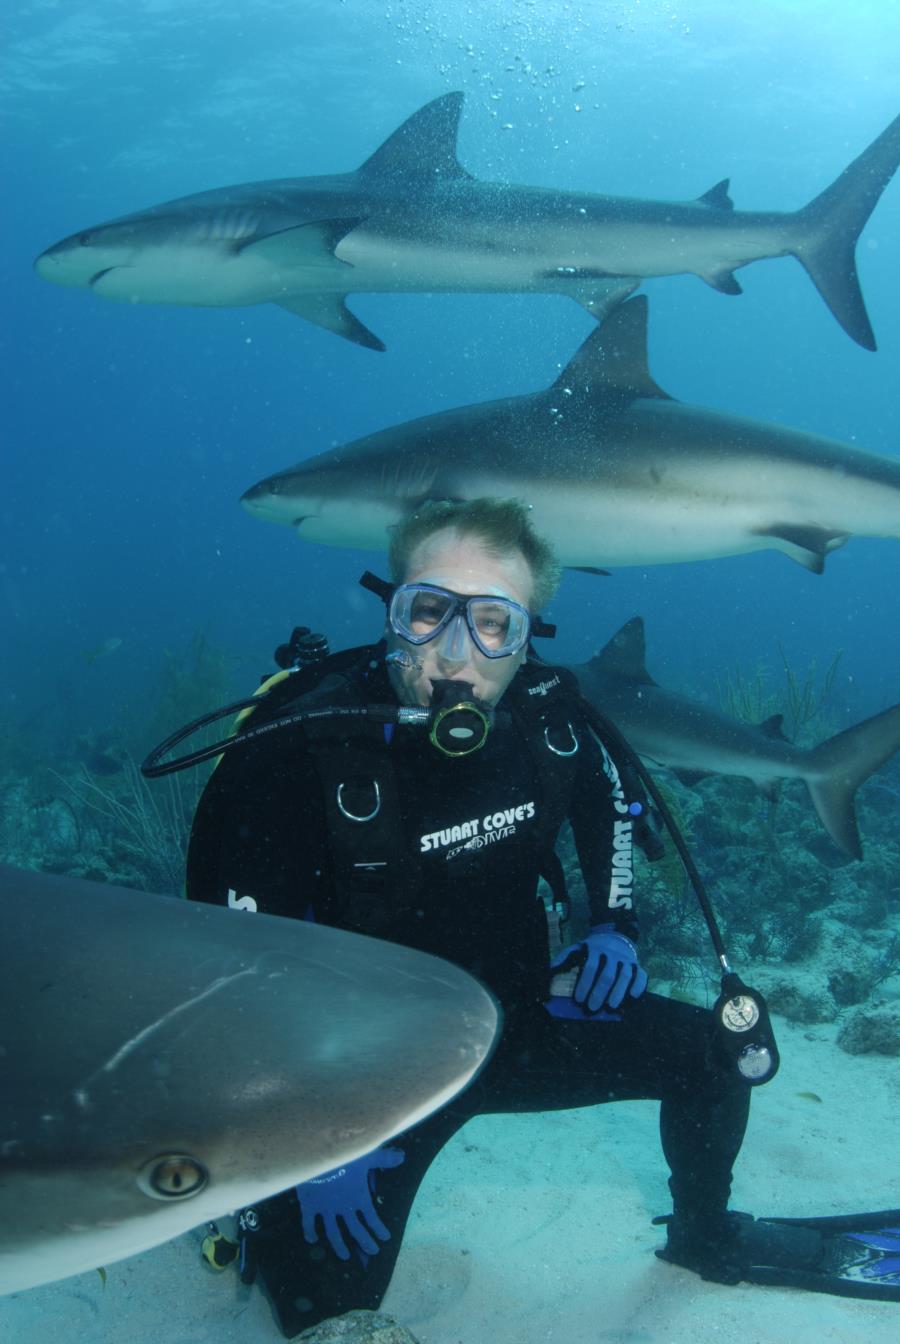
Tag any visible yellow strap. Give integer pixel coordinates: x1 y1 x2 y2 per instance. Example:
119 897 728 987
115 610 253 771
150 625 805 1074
210 668 294 774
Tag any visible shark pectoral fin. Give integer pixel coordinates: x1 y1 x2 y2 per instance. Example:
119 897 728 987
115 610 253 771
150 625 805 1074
752 523 851 573
702 268 743 295
696 178 735 211
357 91 474 183
805 702 900 859
551 296 672 402
273 294 386 351
240 218 365 268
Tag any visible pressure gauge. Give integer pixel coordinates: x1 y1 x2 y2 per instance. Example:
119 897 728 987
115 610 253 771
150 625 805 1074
720 994 761 1033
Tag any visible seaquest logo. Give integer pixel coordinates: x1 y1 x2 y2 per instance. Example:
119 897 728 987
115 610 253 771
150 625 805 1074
527 675 561 697
420 800 536 856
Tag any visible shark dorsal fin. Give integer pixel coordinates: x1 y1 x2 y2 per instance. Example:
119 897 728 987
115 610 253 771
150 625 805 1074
590 617 657 685
357 93 473 182
551 296 672 402
697 178 734 210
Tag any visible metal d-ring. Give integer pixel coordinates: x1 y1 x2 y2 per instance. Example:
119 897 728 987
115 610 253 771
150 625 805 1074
336 780 381 823
544 722 579 757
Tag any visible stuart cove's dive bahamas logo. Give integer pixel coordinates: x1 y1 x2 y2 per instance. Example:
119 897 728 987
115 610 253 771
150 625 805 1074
597 741 635 910
420 800 536 859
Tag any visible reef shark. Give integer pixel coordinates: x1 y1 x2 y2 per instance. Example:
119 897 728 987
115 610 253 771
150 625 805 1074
34 92 900 350
0 865 498 1295
569 618 900 859
242 296 900 574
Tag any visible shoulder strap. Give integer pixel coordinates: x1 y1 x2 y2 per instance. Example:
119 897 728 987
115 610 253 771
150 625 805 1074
503 662 585 912
309 730 418 937
276 653 419 936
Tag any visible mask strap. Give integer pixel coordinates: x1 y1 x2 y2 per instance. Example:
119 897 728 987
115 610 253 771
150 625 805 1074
359 571 394 603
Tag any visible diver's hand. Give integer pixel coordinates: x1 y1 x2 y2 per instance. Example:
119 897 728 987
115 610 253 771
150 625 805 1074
296 1146 405 1261
549 923 647 1016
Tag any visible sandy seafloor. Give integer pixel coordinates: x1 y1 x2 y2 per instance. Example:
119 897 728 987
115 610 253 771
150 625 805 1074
3 1018 897 1344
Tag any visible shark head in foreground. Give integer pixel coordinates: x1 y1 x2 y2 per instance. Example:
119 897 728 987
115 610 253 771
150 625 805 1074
0 865 498 1295
34 92 900 349
242 297 900 574
569 617 900 859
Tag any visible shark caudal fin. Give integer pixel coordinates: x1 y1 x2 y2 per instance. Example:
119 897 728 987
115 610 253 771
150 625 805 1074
804 702 900 858
791 111 900 350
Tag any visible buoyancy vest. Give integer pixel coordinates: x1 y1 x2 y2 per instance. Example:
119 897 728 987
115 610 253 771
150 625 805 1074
232 642 659 937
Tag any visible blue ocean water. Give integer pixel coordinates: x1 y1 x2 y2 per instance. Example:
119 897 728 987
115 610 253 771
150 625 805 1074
4 0 899 751
3 7 900 1337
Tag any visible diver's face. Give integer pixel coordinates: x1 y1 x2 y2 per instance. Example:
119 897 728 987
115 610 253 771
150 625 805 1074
386 528 535 708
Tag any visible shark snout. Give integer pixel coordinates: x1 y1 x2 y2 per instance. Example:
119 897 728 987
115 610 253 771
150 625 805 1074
34 235 101 288
240 478 308 524
34 247 61 278
241 481 274 515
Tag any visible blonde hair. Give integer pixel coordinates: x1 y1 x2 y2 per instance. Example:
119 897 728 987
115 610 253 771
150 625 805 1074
387 498 561 612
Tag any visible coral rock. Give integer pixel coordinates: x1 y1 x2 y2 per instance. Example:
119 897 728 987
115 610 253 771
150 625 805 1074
837 1005 900 1056
297 1310 421 1344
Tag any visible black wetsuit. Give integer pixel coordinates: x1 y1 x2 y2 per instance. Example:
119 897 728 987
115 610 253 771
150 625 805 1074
187 651 750 1337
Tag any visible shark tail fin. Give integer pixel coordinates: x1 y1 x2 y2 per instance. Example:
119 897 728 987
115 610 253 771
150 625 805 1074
791 113 900 351
804 702 900 859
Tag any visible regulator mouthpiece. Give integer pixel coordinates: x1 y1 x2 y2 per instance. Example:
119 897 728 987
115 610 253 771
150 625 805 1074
428 679 493 757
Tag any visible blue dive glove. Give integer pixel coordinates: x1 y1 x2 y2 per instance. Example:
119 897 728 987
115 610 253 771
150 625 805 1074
548 923 648 1018
296 1145 405 1262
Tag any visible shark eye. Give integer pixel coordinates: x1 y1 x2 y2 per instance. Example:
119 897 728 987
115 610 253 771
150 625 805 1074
78 232 92 246
137 1153 208 1201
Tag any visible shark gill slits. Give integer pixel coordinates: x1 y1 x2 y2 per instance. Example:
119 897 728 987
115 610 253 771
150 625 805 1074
137 1153 209 1201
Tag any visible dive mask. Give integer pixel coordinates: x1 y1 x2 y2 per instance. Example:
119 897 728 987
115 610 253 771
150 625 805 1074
360 571 556 661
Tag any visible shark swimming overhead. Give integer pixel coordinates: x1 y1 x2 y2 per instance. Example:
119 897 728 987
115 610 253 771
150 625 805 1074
568 618 900 859
0 865 498 1295
34 93 900 350
242 296 900 574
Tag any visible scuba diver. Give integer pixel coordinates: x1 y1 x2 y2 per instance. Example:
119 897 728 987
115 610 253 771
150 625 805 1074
175 499 899 1336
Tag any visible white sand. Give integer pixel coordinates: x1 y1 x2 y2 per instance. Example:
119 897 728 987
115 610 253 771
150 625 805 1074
2 1018 898 1344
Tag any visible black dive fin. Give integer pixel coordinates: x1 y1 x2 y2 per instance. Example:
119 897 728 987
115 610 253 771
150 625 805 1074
748 1209 900 1302
657 1208 900 1303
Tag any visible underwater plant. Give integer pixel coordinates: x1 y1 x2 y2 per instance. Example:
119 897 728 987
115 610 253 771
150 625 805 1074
716 645 843 744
